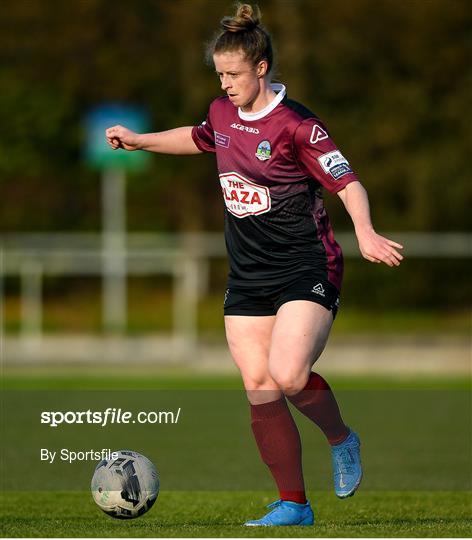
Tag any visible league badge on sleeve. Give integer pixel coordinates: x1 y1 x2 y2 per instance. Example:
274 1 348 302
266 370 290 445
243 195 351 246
318 150 353 180
255 140 272 161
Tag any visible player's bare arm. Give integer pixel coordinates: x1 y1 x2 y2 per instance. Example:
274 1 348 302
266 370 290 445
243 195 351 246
337 181 404 267
105 125 202 155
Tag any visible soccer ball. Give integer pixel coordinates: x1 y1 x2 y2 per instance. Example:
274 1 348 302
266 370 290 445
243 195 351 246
91 450 159 519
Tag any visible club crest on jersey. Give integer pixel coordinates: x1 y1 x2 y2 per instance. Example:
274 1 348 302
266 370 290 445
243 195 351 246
219 172 271 218
309 124 329 144
255 140 271 161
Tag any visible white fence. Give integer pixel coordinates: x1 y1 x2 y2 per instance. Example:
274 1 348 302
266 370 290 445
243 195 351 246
1 232 470 363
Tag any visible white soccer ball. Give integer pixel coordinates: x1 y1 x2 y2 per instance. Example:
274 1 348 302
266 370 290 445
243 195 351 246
91 450 159 519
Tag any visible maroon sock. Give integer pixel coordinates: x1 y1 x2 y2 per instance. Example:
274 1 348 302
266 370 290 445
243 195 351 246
287 372 349 445
250 398 306 504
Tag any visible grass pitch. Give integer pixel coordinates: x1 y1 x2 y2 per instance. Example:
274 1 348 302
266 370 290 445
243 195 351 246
1 490 471 537
1 371 470 537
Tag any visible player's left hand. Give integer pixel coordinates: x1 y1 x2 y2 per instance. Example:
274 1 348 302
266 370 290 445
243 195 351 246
356 230 404 267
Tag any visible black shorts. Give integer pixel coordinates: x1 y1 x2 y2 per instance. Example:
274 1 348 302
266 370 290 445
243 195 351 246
223 276 340 318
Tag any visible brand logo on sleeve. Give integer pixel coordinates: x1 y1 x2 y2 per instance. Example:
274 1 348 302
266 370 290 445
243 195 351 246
318 150 353 180
309 124 329 144
214 131 230 148
219 172 271 218
255 140 271 161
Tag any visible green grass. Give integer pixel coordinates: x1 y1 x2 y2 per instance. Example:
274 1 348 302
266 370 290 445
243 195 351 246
1 490 470 537
1 373 470 536
2 366 470 391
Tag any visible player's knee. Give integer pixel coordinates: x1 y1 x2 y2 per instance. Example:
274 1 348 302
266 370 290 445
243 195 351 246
270 368 309 396
241 373 280 405
241 372 274 391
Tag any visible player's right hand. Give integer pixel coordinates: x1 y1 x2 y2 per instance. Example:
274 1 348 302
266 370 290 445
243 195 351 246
105 125 141 151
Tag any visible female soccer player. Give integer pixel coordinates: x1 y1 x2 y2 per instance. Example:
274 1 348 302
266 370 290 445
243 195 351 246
106 3 403 527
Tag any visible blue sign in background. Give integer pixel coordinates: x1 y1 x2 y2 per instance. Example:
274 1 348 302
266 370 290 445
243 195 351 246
84 104 151 171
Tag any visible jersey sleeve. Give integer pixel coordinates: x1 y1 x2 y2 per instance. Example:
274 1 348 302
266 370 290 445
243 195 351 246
293 118 359 193
191 104 216 153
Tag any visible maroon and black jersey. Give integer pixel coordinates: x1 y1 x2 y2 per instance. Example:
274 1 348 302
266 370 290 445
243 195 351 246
191 84 359 291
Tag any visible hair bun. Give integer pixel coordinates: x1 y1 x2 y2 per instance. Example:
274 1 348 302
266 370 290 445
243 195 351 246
221 3 261 33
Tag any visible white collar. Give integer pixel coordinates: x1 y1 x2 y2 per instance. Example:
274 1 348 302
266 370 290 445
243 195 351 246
238 83 286 122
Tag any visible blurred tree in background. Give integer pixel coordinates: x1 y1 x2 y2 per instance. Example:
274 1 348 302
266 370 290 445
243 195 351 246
0 0 470 317
1 0 470 232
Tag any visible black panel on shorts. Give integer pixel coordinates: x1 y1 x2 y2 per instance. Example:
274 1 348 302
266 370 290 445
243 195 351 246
224 275 340 319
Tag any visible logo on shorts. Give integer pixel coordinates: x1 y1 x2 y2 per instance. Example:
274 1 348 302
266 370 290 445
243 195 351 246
311 283 325 297
255 140 271 161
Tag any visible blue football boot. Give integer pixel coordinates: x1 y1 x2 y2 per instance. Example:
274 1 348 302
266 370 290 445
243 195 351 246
244 499 314 527
331 429 363 498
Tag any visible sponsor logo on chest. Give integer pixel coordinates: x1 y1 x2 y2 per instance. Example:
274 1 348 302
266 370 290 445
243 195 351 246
219 172 271 218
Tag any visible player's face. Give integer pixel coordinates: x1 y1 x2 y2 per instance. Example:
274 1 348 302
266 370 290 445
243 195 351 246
213 50 263 111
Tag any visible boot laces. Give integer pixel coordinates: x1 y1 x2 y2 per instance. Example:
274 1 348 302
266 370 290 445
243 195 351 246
334 446 355 474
